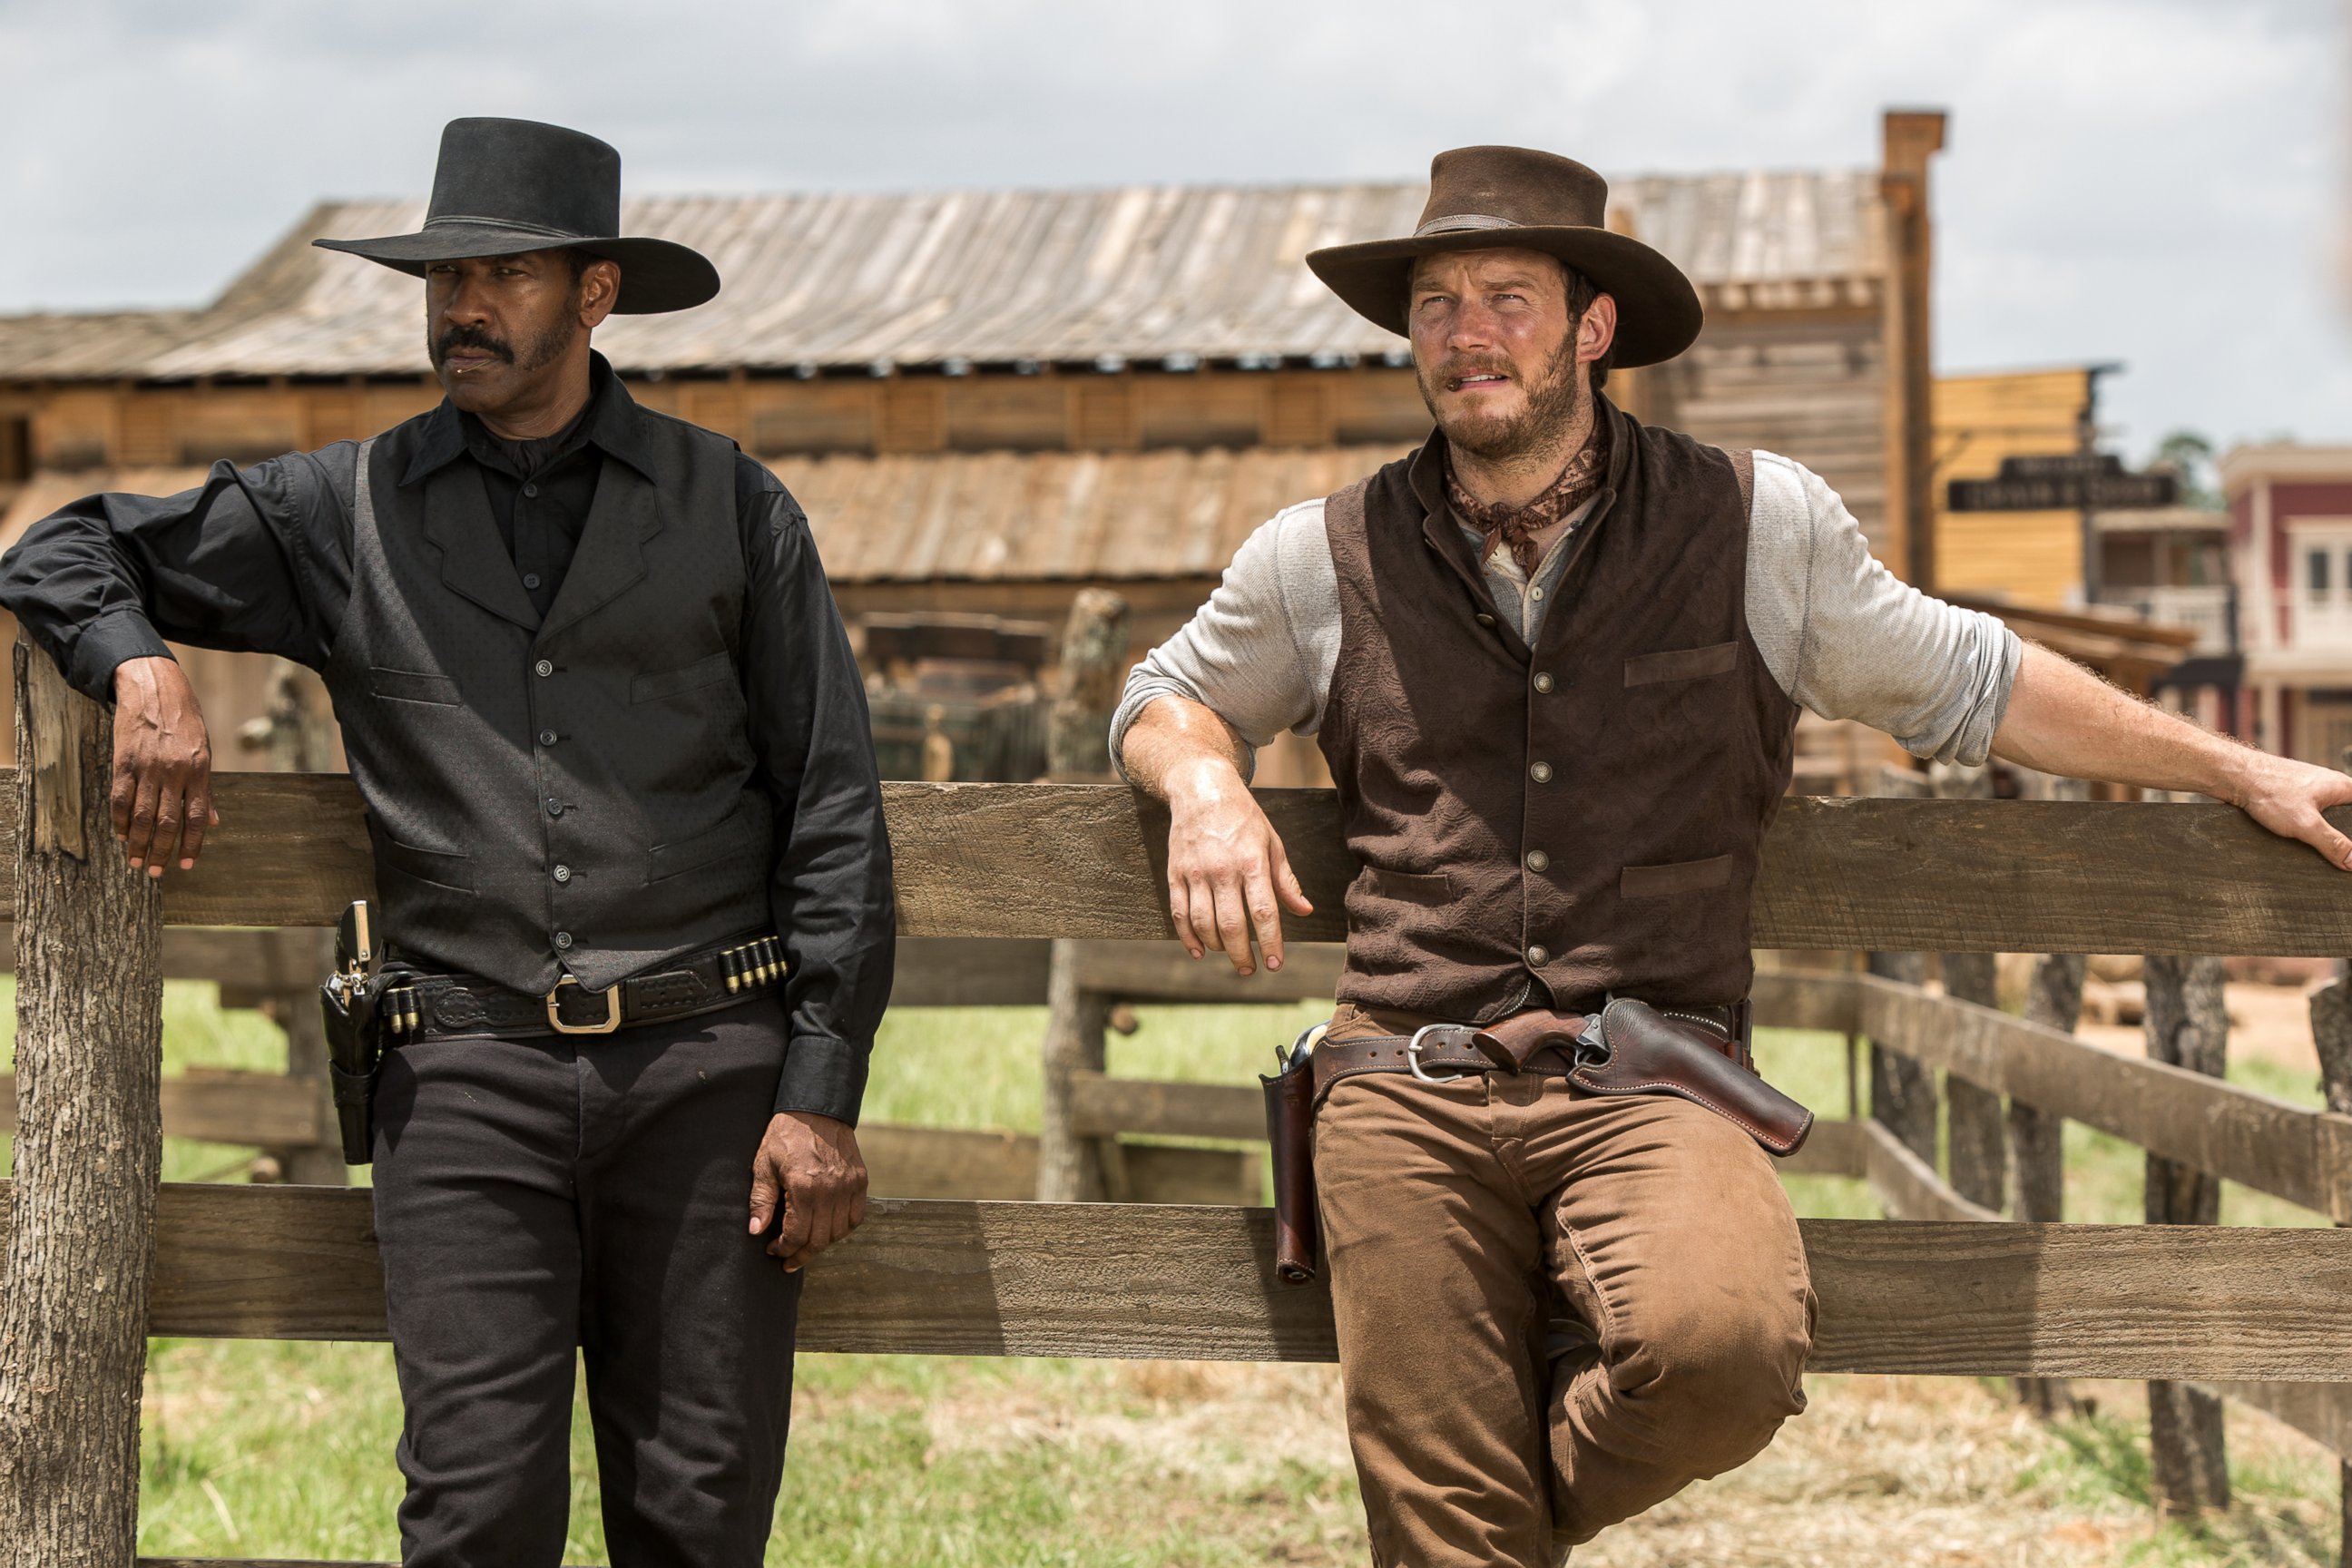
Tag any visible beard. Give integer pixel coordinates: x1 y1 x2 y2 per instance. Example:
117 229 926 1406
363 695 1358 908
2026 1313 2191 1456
1416 331 1587 463
428 309 580 377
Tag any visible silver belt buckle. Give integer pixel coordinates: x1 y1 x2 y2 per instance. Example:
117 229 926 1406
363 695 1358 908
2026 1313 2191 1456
1406 1024 1467 1083
546 975 625 1035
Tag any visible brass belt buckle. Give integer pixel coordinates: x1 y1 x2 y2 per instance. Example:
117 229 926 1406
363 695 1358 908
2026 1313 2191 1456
546 975 625 1035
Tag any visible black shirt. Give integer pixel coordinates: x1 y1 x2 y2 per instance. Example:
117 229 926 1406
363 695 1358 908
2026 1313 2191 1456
0 352 891 1124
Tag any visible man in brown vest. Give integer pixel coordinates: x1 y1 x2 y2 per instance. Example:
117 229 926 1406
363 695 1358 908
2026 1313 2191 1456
1113 145 2352 1565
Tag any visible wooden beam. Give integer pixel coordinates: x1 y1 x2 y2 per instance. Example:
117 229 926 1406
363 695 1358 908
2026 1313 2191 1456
1854 974 2352 1220
1068 1072 1267 1142
0 1070 325 1148
859 1122 1256 1206
1858 1117 2000 1224
11 1182 2352 1380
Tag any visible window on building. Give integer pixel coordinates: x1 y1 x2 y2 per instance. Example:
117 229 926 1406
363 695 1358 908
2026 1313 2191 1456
2311 548 2332 605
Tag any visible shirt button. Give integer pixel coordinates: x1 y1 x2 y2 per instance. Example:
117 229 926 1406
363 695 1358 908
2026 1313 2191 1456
545 798 564 817
523 573 542 590
1475 612 1496 627
534 659 554 678
539 730 558 746
1529 585 1545 602
1529 761 1553 784
553 864 573 884
1525 848 1551 872
1532 671 1554 693
523 482 539 498
554 930 573 951
1526 944 1550 966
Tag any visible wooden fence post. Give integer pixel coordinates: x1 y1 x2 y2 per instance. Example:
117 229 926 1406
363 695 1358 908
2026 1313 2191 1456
1044 588 1131 783
1038 939 1110 1201
2012 948 2086 1418
2143 951 2231 1517
0 639 165 1565
1867 768 1938 1163
2309 974 2352 1565
1932 762 2006 1209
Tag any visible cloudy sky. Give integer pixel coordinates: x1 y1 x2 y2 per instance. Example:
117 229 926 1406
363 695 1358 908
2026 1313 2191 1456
0 0 2340 459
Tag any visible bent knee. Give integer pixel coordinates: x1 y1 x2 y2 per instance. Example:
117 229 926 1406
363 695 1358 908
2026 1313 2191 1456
1608 1296 1813 1457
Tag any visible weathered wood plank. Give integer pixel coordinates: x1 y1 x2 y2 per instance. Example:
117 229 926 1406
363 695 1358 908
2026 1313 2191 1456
12 1183 2352 1379
0 925 324 996
860 1122 1256 1206
888 936 1052 1007
1069 1072 1268 1142
10 776 2352 956
2199 1381 2352 1459
1752 968 1863 1034
0 1071 327 1148
1072 940 1346 1005
1777 1116 1867 1181
1858 1118 2001 1224
1855 975 2352 1220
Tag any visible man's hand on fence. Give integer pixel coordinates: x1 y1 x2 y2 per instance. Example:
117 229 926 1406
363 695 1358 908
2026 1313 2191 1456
2228 750 2352 870
750 1111 868 1271
109 655 219 877
1164 755 1315 976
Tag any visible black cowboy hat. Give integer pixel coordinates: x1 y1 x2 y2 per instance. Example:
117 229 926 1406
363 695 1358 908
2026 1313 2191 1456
1307 145 1700 368
314 117 718 315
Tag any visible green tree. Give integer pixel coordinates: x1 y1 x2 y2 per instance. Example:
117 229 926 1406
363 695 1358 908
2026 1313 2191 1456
2151 429 2219 509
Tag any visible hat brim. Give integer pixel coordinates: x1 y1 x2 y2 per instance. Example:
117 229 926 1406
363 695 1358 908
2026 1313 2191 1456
313 223 719 315
1305 226 1700 368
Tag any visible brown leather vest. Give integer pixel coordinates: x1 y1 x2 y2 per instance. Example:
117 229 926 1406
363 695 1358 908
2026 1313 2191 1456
1317 401 1796 1022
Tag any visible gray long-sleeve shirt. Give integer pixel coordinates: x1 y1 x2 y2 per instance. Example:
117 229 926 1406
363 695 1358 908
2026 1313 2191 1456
1112 448 2023 773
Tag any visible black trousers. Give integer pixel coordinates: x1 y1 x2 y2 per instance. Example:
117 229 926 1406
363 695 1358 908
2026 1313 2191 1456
371 994 802 1568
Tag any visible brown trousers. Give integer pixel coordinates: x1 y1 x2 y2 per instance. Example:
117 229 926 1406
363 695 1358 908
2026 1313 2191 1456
1315 1006 1814 1566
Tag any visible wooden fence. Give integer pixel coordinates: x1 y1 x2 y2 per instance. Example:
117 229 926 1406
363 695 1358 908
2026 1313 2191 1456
15 743 2352 1563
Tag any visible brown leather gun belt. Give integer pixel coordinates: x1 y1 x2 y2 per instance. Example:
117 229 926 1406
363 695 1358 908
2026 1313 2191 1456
1309 1003 1741 1111
378 932 789 1043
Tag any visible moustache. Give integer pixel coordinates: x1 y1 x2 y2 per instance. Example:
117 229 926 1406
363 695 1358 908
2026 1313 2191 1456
434 325 514 364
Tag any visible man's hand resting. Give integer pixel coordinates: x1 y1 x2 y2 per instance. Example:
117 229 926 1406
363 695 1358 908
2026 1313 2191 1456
110 654 219 877
748 1110 868 1271
1163 755 1315 975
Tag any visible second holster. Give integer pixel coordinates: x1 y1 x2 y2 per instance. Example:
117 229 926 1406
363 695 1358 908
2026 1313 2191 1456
1260 1025 1323 1286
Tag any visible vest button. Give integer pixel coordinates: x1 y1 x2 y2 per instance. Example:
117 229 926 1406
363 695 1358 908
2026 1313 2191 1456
554 931 573 951
1475 612 1496 627
1526 944 1550 965
545 798 564 817
1529 585 1545 602
1525 848 1550 872
539 730 558 746
1529 760 1553 784
523 573 542 591
1532 671 1554 693
524 482 540 499
534 659 554 678
553 864 573 884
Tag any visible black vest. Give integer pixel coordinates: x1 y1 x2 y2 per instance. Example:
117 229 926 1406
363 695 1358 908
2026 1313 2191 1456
1317 404 1797 1021
323 411 772 993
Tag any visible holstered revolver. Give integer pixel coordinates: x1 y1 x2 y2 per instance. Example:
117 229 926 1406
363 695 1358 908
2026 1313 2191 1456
1259 1020 1325 1287
318 900 417 1165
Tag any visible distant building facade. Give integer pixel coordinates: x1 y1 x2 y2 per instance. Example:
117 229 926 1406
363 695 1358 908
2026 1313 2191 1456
2224 444 2352 763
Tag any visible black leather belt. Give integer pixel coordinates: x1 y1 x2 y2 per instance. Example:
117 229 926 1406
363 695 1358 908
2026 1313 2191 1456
380 933 788 1043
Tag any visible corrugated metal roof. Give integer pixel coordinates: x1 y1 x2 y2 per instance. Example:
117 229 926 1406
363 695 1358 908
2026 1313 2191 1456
3 170 1883 382
0 445 1412 583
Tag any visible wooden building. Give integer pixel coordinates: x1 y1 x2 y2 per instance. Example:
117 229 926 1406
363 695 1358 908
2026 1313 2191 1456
0 112 1948 783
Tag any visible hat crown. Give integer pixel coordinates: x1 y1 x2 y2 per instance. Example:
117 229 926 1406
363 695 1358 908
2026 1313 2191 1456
1416 145 1610 239
424 117 622 242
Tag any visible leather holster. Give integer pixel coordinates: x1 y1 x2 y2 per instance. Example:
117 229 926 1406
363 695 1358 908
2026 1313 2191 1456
1570 997 1813 1156
1260 1036 1321 1287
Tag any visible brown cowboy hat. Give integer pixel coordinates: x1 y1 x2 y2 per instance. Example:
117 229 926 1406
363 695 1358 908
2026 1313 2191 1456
1307 145 1700 368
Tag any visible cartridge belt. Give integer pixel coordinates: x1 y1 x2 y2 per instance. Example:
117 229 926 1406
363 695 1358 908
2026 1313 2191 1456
378 932 789 1043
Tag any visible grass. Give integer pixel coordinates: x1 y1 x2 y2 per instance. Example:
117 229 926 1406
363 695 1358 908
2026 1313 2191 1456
1 979 2343 1561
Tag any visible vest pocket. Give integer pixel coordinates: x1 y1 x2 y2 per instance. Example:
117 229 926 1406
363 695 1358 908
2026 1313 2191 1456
631 652 734 703
1622 641 1739 688
379 835 475 893
648 801 755 884
1361 866 1454 906
1620 855 1733 898
369 667 461 705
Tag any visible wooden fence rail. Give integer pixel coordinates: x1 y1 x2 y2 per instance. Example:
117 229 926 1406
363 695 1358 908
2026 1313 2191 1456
4 772 2352 955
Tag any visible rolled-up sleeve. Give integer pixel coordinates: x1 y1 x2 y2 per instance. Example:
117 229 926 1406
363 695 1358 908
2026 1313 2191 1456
738 460 895 1123
1108 501 1336 780
1749 454 2023 766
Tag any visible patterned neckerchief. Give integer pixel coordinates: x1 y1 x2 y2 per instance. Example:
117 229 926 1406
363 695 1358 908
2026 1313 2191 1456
1445 418 1611 576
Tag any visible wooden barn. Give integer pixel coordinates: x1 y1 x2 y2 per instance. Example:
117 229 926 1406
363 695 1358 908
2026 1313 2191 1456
0 111 1948 784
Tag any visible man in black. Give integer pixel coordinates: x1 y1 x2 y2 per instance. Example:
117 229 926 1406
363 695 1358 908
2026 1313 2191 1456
0 118 894 1566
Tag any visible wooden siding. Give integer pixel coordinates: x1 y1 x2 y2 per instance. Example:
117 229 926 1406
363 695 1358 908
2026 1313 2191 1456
1932 366 2093 605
